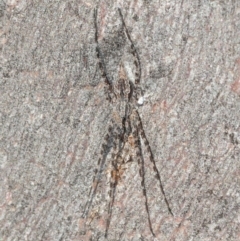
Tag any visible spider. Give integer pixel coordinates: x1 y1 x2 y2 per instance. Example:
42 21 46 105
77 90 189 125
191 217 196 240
82 8 173 237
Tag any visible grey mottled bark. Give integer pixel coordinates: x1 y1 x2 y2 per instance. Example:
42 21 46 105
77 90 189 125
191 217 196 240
0 1 239 241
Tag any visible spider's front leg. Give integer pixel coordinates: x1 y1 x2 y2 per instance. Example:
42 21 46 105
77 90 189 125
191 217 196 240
105 121 128 237
104 107 137 236
82 120 118 219
130 111 156 236
105 154 119 238
135 110 173 216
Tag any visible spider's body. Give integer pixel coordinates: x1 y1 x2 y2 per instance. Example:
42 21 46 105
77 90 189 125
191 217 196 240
114 64 133 119
83 8 173 238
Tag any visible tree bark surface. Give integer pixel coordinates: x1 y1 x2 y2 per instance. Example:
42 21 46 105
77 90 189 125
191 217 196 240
0 1 239 241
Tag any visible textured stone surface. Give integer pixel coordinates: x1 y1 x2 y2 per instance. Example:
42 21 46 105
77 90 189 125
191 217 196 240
0 1 240 240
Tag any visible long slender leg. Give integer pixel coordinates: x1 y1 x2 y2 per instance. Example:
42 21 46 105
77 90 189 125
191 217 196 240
82 121 114 218
105 158 118 238
104 131 125 237
94 8 114 102
132 116 155 236
118 8 142 88
104 113 133 237
135 110 173 216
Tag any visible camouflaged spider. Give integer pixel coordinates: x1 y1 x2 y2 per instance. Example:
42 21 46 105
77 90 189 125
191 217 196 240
82 8 173 237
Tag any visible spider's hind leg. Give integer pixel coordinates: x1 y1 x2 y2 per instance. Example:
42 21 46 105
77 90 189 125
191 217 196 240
94 8 115 102
118 8 142 98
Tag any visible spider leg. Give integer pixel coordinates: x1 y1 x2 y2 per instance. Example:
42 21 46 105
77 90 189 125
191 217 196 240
105 158 118 238
82 121 115 218
131 116 155 236
118 8 142 90
105 131 126 237
94 8 114 102
135 110 173 216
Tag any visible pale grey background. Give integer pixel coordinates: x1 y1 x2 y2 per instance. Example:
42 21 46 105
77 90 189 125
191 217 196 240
0 0 240 240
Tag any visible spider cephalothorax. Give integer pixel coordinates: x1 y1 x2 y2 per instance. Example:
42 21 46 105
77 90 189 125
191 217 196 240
113 62 136 120
83 8 173 238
